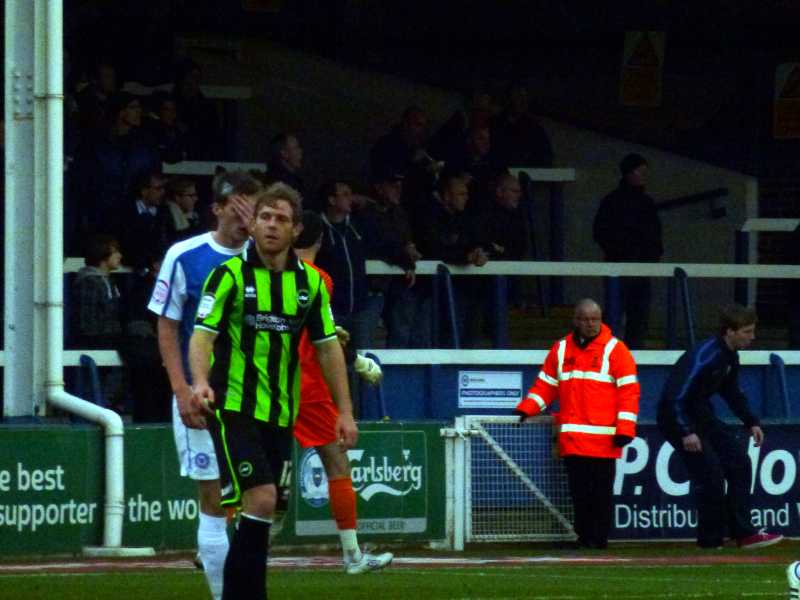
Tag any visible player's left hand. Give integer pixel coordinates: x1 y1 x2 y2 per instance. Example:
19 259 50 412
336 413 359 449
750 425 764 447
354 355 383 385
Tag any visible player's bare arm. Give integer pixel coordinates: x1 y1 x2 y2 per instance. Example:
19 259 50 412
187 328 218 429
157 316 195 427
315 338 358 449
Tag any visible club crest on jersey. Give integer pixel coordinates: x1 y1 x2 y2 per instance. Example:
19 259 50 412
238 462 254 477
153 280 169 304
197 294 215 319
297 289 310 307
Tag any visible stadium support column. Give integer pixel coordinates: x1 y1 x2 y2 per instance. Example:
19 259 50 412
4 0 37 418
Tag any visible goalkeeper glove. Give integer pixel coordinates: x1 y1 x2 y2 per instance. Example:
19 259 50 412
354 354 383 385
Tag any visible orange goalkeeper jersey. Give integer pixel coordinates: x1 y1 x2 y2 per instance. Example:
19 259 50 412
300 261 335 404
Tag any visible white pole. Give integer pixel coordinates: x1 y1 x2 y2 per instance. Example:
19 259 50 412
4 0 37 417
36 0 152 557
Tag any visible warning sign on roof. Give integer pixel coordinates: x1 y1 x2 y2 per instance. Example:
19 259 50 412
773 63 800 139
620 31 665 107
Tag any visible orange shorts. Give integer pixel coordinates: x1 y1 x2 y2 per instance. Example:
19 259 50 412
294 400 339 448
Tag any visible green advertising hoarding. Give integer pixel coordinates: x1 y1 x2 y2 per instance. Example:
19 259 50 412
0 421 446 556
0 425 198 555
284 422 446 543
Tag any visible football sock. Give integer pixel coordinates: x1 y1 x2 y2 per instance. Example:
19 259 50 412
328 477 361 562
223 513 271 600
198 512 229 600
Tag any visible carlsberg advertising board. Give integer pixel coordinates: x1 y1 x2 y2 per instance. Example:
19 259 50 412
291 423 445 541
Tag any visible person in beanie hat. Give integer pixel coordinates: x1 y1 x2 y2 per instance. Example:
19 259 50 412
592 153 663 349
619 153 648 177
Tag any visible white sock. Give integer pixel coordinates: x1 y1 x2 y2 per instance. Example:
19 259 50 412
339 529 362 563
198 512 229 600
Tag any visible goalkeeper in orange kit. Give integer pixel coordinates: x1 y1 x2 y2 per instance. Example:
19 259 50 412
292 210 392 574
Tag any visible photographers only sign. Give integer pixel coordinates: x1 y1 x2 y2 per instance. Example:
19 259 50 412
458 371 523 409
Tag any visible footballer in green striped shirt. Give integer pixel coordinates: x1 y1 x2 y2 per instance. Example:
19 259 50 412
188 182 357 599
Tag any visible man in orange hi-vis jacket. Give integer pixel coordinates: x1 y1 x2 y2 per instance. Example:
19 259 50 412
515 298 640 549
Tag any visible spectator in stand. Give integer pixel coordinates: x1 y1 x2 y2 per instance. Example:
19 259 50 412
70 91 160 236
429 88 495 168
70 234 125 410
479 172 529 262
145 92 189 164
442 125 505 215
164 178 205 245
491 81 554 167
316 181 381 352
71 234 124 350
75 57 120 135
474 172 530 340
173 59 222 160
415 173 489 347
117 169 169 273
357 169 428 348
267 132 307 204
593 153 663 349
370 106 442 214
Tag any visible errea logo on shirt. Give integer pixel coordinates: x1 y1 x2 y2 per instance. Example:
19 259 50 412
244 285 256 299
197 294 215 319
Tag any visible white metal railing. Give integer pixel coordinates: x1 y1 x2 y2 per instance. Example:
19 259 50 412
122 81 252 101
161 160 266 176
62 258 800 278
17 348 800 369
363 260 800 278
741 218 799 232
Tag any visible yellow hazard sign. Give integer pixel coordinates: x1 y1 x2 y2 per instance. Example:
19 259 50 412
774 63 800 139
620 32 665 107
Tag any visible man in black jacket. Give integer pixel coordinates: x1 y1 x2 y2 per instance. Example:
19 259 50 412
593 153 662 348
657 304 782 549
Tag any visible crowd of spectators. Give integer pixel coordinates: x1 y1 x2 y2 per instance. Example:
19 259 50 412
59 45 668 421
62 71 559 419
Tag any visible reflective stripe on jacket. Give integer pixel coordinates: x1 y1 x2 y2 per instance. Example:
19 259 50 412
515 324 640 459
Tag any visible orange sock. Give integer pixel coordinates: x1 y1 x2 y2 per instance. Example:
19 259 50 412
328 477 357 530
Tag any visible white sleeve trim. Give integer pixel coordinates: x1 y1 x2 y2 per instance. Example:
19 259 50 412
538 371 558 386
527 392 547 410
311 334 339 345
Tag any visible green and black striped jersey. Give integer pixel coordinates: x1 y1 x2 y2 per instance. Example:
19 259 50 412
194 246 337 425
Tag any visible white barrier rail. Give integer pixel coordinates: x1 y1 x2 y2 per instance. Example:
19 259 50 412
19 348 800 369
122 81 252 101
363 260 800 279
63 258 800 278
742 218 799 232
161 160 266 176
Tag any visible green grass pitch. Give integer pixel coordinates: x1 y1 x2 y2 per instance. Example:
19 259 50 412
2 542 798 600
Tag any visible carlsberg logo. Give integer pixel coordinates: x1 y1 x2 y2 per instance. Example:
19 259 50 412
349 449 423 501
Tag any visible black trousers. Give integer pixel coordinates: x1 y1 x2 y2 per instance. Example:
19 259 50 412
563 455 616 548
668 425 755 546
620 277 651 349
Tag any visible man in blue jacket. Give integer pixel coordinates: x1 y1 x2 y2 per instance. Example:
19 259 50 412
315 180 381 352
657 304 782 549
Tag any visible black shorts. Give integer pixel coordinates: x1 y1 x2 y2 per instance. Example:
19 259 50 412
208 409 293 507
